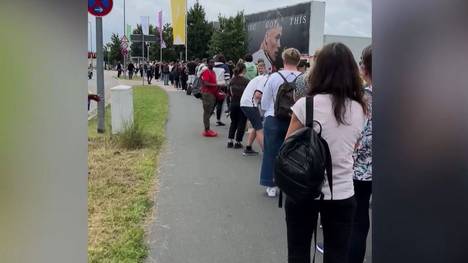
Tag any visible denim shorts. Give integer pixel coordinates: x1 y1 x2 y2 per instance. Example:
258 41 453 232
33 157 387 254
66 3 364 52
241 106 263 130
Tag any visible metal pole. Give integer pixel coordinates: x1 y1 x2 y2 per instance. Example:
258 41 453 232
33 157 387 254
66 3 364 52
142 35 145 86
123 0 127 78
185 0 188 62
96 17 105 133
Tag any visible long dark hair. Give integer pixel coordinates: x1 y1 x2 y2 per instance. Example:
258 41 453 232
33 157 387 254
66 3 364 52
233 62 246 77
307 42 367 124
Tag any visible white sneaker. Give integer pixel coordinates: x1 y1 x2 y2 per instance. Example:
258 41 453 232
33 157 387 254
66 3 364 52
266 187 277 197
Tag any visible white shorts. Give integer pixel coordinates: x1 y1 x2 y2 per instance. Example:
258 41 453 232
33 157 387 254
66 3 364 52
188 75 196 84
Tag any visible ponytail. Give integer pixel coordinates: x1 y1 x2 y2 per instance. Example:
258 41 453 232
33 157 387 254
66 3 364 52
234 62 246 76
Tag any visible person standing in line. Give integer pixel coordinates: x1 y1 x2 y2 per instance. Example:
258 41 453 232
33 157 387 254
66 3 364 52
240 61 268 155
187 59 198 90
260 48 302 197
117 62 123 78
139 63 144 78
162 62 170 86
154 62 160 80
284 42 367 263
213 55 231 126
180 63 188 91
200 59 219 137
173 62 181 90
226 62 250 149
244 54 258 80
348 45 373 263
169 62 175 85
127 62 135 80
147 62 154 85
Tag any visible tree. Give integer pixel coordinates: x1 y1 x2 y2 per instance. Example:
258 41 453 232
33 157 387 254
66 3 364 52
187 1 213 60
208 12 247 62
108 33 123 66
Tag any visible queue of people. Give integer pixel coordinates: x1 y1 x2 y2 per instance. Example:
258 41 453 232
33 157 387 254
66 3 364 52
192 43 373 263
112 43 372 263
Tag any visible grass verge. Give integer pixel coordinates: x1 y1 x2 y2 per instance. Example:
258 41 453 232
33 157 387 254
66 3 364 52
88 86 168 263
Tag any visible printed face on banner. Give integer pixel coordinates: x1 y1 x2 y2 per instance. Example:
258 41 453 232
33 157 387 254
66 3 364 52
246 2 311 72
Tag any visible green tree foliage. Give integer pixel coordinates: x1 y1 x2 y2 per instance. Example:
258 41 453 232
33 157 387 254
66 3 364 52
208 12 248 62
187 0 213 60
128 23 183 62
108 33 123 65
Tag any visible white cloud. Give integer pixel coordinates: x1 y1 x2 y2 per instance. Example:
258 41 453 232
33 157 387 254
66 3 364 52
88 0 371 50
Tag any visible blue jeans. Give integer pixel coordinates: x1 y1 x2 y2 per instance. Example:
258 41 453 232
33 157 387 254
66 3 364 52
260 116 290 187
163 73 169 85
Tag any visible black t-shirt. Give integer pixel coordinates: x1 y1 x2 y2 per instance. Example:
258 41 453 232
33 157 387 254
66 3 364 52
229 76 250 105
128 63 135 71
187 62 197 74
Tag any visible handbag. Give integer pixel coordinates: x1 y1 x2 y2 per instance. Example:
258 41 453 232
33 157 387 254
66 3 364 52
216 90 226 101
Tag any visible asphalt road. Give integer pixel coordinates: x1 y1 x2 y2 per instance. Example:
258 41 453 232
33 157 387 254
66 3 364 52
147 85 372 263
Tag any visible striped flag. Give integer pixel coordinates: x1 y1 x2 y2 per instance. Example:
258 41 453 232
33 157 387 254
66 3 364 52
158 11 166 48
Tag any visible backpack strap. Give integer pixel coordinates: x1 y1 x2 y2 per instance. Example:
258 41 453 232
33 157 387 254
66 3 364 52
278 190 283 208
308 96 333 199
293 72 304 82
321 137 334 200
277 72 289 83
305 96 314 128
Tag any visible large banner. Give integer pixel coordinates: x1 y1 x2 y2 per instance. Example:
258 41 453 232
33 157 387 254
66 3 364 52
245 2 311 72
171 0 186 45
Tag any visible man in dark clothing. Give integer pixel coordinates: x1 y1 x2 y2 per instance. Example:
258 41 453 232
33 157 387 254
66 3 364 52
117 62 123 78
162 63 170 85
127 62 135 79
140 64 144 78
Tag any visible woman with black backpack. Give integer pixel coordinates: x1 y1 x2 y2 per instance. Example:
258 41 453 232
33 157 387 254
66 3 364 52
282 42 367 263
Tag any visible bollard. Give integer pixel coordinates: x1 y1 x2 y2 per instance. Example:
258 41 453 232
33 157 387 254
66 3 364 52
111 85 134 134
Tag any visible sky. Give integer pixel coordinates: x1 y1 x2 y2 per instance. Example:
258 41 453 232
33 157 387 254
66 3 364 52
87 0 371 51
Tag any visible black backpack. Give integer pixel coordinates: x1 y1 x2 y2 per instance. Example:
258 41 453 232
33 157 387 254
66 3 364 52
274 96 333 207
274 72 303 120
192 77 202 99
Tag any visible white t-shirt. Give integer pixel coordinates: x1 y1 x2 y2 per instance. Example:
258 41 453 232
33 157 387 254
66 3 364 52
212 66 226 86
291 95 366 200
240 75 268 107
253 49 274 73
261 70 301 117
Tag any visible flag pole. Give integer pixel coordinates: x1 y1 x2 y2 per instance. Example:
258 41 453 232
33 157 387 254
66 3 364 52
185 0 188 62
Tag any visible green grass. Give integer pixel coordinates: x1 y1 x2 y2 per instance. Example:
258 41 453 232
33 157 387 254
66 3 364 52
88 86 168 263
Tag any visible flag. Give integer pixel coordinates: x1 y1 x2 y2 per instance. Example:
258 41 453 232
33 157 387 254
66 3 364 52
126 24 132 39
141 16 149 35
158 11 164 47
170 0 186 45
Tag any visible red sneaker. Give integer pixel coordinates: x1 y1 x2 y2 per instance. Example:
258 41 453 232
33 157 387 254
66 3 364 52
202 130 218 137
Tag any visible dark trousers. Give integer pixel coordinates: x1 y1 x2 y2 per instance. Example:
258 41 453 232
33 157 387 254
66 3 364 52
181 78 188 90
349 180 372 263
215 99 224 121
285 197 356 263
228 104 247 142
117 70 122 78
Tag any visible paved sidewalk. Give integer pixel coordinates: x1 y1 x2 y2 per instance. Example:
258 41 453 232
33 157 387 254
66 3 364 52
147 83 371 263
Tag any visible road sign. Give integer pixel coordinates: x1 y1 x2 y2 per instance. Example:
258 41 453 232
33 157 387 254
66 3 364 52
121 42 129 49
130 34 158 43
88 0 113 17
121 35 129 44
